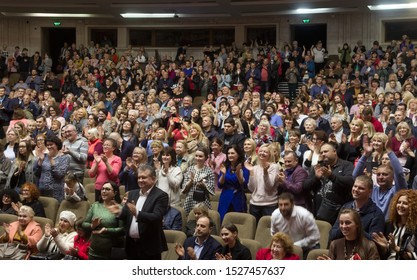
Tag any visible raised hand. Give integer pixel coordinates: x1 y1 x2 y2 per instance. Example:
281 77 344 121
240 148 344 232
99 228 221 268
175 243 185 257
219 163 226 174
244 161 254 173
101 154 108 164
371 232 389 249
126 201 137 217
44 223 52 237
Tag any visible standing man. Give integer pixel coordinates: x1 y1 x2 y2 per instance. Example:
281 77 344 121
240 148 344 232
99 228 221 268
62 124 88 184
110 165 169 260
303 142 354 225
285 60 299 101
277 151 310 211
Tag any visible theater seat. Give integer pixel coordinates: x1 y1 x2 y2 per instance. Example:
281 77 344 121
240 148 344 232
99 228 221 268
162 230 187 260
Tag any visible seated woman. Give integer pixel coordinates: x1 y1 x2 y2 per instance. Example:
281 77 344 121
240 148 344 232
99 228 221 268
119 119 139 147
215 223 252 260
17 182 46 217
0 189 21 215
185 202 217 237
0 205 43 258
372 189 417 260
253 119 274 150
256 232 300 260
35 210 77 259
318 208 380 260
64 172 87 202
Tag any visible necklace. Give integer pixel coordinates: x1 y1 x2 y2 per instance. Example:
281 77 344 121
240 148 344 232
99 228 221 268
344 239 358 260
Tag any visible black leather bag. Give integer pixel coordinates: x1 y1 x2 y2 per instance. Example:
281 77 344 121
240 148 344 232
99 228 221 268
192 188 206 202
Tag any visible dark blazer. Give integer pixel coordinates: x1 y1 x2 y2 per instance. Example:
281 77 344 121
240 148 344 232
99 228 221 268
119 186 169 259
182 235 222 260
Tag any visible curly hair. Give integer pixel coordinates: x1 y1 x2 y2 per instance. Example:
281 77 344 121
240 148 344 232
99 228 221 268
270 232 294 254
21 182 40 200
388 189 417 231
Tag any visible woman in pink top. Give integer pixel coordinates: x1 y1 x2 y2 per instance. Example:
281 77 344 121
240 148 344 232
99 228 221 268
245 143 280 223
208 138 227 191
88 138 122 201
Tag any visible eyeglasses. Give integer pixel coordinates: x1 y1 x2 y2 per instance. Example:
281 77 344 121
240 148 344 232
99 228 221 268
101 187 113 192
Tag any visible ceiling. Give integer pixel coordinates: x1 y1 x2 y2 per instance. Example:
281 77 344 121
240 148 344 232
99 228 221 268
0 0 400 20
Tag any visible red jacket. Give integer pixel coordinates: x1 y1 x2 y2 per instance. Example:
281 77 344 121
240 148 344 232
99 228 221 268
256 248 300 260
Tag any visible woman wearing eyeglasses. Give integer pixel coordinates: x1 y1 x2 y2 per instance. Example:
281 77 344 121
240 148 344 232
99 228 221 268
82 182 124 260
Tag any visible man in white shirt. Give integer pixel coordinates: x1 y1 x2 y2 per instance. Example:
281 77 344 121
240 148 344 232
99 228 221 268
271 192 320 258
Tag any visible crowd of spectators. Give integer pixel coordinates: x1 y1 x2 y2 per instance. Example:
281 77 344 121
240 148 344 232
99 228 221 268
1 35 417 260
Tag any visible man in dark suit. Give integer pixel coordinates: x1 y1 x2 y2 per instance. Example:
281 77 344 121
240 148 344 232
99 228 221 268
175 215 222 260
110 165 169 260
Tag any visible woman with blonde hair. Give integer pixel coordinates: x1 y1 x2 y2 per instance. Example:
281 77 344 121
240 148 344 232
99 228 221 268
341 117 365 162
186 123 210 158
363 121 376 139
391 121 417 166
243 138 258 165
71 107 88 136
406 98 417 126
372 189 417 260
0 205 42 258
256 232 300 260
245 143 279 223
86 127 103 168
253 119 273 150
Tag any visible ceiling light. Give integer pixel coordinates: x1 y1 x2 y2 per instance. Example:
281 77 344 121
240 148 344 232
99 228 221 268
121 13 175 18
295 8 333 14
368 3 417 10
0 12 108 18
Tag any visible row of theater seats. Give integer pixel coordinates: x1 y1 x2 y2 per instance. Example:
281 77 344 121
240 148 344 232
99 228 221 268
163 209 332 260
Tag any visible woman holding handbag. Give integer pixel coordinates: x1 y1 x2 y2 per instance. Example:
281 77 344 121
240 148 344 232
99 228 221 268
0 205 42 259
182 145 215 215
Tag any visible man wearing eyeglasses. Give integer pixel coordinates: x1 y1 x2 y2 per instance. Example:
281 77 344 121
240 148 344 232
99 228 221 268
62 124 88 184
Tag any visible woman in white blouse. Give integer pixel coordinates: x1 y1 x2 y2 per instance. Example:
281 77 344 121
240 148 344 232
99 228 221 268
155 147 183 207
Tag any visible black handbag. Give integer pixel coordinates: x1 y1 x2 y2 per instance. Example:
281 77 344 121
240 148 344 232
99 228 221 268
192 188 206 202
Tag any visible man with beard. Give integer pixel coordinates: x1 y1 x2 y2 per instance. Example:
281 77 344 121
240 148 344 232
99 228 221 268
271 192 320 258
175 215 222 260
303 143 354 225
